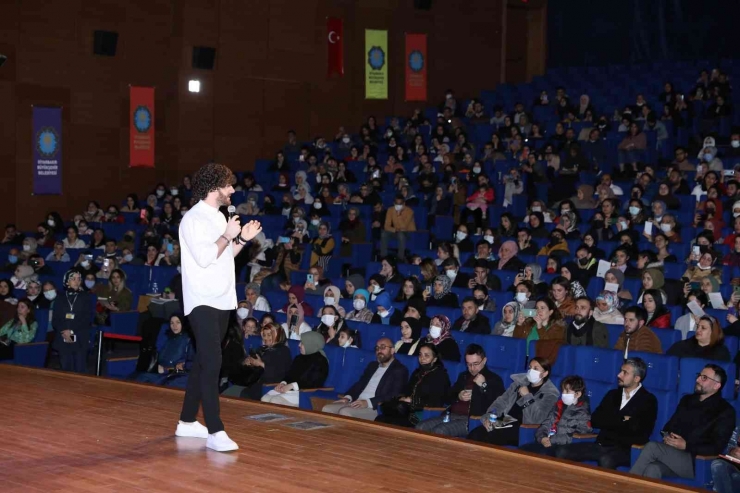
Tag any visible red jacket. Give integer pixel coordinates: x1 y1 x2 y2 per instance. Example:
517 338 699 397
466 188 494 204
648 312 671 329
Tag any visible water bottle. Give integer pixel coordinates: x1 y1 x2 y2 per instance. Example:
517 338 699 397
151 281 159 295
730 427 739 449
488 413 497 428
442 409 451 423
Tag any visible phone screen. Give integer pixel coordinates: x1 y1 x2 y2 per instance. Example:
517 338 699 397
307 274 314 284
167 244 174 254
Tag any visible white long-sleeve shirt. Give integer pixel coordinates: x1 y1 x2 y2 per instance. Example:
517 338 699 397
179 200 237 315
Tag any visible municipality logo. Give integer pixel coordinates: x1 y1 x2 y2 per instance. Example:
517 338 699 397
409 50 424 72
368 46 385 70
36 127 60 158
133 105 152 133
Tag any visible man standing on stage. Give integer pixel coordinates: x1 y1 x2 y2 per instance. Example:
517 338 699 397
175 162 262 452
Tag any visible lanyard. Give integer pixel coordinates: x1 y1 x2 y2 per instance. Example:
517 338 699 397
66 292 78 312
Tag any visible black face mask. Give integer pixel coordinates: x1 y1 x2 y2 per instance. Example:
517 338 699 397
578 257 589 267
282 202 290 209
123 235 133 242
420 362 435 371
475 298 486 307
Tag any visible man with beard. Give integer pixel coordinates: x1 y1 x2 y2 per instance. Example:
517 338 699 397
175 162 263 452
322 337 408 420
564 297 608 348
552 358 657 469
631 364 735 480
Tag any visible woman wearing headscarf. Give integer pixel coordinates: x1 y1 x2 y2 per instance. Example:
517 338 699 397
557 211 581 240
281 302 312 341
604 268 632 305
537 229 570 258
593 291 624 325
492 301 521 337
391 296 431 328
371 291 396 325
394 317 423 356
426 315 461 362
423 275 460 308
338 207 366 257
345 288 374 324
253 237 302 291
342 273 365 298
134 314 192 384
560 262 588 298
309 220 335 270
261 331 329 407
528 211 549 238
245 283 271 312
375 342 451 428
321 285 346 318
428 185 452 229
279 285 314 318
637 268 665 303
291 170 311 196
495 240 524 272
571 184 597 209
52 269 93 373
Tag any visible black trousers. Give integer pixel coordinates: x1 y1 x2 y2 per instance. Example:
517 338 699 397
180 306 230 434
519 441 560 457
554 441 631 469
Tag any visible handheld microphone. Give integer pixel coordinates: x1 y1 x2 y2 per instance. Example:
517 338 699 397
227 206 240 243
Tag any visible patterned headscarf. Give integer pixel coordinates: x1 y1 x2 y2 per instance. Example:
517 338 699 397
595 290 620 314
62 269 83 292
499 301 521 334
432 275 452 299
427 314 452 344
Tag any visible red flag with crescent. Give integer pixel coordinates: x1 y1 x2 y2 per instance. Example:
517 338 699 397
327 17 344 77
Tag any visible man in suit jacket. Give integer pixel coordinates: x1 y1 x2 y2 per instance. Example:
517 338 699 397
322 337 408 420
553 358 658 469
416 344 505 437
631 363 736 480
452 297 491 334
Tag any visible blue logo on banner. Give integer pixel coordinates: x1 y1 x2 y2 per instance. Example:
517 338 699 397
36 127 60 158
134 105 152 133
368 46 385 70
409 50 424 72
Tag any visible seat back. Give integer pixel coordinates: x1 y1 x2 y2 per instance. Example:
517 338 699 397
678 357 736 401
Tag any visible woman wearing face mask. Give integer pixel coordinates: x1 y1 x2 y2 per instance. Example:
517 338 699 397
667 315 731 361
537 230 569 257
376 343 450 428
592 291 625 325
336 326 361 349
682 248 721 285
394 317 423 356
519 375 592 457
345 289 374 324
20 237 38 260
367 274 387 305
261 331 329 408
469 357 559 447
627 199 647 226
586 213 614 243
315 305 346 345
425 315 461 362
391 297 431 328
423 275 460 308
0 298 38 360
222 323 292 400
133 314 192 383
233 301 256 336
52 270 93 373
492 301 521 337
371 292 396 325
641 289 671 329
27 280 51 310
453 224 475 253
320 285 346 318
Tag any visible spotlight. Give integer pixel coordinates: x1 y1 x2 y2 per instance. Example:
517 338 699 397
188 80 201 93
0 55 7 68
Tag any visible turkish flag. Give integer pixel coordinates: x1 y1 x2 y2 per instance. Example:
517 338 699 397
327 17 343 77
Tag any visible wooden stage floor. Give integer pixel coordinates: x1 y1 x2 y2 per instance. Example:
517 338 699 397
0 365 698 493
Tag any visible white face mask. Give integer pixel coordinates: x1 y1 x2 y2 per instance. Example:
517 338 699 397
527 369 542 384
445 269 456 279
734 212 740 218
619 221 628 230
311 219 320 226
156 190 165 197
44 290 57 301
371 284 381 294
47 219 55 227
660 223 672 233
353 299 366 310
81 260 90 268
341 340 352 348
484 235 494 244
342 137 350 144
732 140 740 149
236 307 249 319
170 188 178 196
22 245 31 252
321 314 336 326
456 231 467 241
561 393 577 406
531 206 542 212
378 309 389 318
394 204 403 212
429 325 442 338
629 206 640 216
123 254 133 262
313 202 322 209
323 296 335 306
316 175 322 183
516 292 528 303
84 280 95 289
473 166 481 174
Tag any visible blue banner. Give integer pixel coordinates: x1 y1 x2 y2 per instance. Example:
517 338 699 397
32 106 62 195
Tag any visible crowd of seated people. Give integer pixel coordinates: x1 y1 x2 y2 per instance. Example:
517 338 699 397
4 64 740 490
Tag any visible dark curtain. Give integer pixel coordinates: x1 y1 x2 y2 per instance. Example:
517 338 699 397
547 0 740 68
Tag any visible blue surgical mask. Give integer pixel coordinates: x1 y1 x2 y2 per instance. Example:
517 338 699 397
8 255 17 264
123 254 133 262
704 153 714 162
84 280 95 289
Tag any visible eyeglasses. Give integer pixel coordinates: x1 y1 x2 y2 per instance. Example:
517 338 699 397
466 360 484 369
696 373 720 384
375 345 392 351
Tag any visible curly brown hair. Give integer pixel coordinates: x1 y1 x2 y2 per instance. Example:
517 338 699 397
191 163 234 200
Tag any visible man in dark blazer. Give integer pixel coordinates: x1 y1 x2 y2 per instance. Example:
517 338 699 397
553 357 658 469
416 344 504 437
451 297 491 334
322 337 408 420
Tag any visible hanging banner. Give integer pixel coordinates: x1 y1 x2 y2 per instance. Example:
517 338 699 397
405 33 427 101
32 106 63 195
365 29 388 99
130 86 155 167
327 17 344 77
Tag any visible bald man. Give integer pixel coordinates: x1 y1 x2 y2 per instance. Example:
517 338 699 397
322 337 408 420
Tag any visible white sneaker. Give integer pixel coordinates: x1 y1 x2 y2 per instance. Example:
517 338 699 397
175 420 209 439
207 431 239 452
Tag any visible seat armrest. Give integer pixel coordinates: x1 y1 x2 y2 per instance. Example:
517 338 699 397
106 356 139 362
573 433 598 439
520 424 539 429
299 387 334 392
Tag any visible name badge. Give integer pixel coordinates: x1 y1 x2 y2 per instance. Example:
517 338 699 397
66 313 75 320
